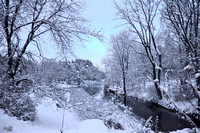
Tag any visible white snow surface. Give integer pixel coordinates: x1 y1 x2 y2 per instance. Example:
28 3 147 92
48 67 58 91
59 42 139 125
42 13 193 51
183 64 194 71
0 97 127 133
195 73 200 78
170 128 199 133
78 119 107 133
0 98 80 133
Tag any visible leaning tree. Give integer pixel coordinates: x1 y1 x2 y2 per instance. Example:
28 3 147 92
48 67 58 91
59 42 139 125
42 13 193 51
0 0 100 83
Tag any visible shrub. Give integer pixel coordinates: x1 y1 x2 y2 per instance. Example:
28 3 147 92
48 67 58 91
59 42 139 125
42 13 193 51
0 80 36 121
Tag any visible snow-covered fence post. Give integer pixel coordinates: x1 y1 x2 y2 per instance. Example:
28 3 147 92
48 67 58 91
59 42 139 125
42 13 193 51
60 92 70 133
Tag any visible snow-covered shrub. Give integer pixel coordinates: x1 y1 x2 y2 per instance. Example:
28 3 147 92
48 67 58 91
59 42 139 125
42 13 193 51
104 119 124 130
0 80 36 121
3 125 13 131
6 93 36 121
168 82 194 101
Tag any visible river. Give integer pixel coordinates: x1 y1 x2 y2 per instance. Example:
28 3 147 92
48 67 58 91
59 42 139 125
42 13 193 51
83 82 199 132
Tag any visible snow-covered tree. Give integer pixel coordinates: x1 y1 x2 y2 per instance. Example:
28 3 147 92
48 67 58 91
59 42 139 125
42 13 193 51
0 0 101 120
108 31 133 104
71 59 104 83
115 0 163 99
162 0 200 106
36 59 104 85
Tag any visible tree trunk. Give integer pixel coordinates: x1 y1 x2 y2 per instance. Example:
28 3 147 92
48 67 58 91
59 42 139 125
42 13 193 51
122 71 127 105
124 95 127 106
158 54 162 84
194 49 200 107
154 82 162 99
153 63 162 99
197 76 200 107
196 72 200 108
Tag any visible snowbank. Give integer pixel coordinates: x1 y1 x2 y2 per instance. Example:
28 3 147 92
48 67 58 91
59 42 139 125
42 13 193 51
170 128 199 133
78 119 107 133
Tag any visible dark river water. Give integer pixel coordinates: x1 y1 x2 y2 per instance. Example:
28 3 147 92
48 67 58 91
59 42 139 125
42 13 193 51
108 94 200 132
125 96 195 132
83 84 199 132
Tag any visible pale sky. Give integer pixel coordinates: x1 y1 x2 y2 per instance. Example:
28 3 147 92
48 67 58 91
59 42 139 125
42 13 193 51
74 0 123 66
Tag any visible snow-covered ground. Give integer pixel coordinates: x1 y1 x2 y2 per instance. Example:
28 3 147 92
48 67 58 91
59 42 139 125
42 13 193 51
0 82 146 133
0 97 128 133
0 98 197 133
0 98 79 133
1 83 198 133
